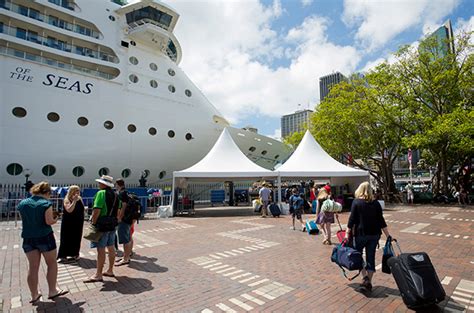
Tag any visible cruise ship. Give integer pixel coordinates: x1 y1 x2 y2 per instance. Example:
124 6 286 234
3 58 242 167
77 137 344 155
0 0 292 185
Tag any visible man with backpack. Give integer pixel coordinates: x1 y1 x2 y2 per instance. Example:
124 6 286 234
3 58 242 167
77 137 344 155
289 188 306 232
115 179 140 266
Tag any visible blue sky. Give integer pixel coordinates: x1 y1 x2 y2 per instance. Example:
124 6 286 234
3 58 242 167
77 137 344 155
156 0 473 140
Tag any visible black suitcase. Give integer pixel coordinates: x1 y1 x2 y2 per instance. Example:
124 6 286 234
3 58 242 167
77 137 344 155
269 203 281 217
388 245 445 309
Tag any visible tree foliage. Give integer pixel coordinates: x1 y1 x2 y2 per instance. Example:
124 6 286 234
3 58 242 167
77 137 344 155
282 131 305 150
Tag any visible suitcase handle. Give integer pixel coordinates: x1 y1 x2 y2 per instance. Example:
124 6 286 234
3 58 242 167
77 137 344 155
391 238 402 256
335 214 343 231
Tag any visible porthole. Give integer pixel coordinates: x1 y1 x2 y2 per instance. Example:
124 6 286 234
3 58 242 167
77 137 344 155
130 41 136 46
6 163 23 176
47 112 60 122
129 74 138 83
12 107 27 118
127 124 137 133
185 133 193 141
108 15 115 21
149 127 157 136
149 63 158 71
168 130 175 138
168 68 175 76
274 155 280 159
42 164 56 176
104 120 114 130
72 166 84 177
249 146 256 152
168 85 176 93
185 89 192 97
77 116 88 126
121 168 131 178
129 56 138 65
150 80 158 88
98 167 109 176
261 150 267 155
142 169 150 178
159 171 166 179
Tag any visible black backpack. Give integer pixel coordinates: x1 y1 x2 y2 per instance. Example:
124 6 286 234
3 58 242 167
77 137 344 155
123 193 141 224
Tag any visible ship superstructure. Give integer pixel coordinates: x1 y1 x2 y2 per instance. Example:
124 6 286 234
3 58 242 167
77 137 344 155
0 0 291 185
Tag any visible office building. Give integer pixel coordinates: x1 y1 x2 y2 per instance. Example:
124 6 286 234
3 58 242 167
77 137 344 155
319 72 347 102
281 109 313 138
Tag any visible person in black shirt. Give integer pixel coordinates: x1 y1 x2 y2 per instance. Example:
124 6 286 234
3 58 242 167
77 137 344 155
345 181 392 292
115 179 133 266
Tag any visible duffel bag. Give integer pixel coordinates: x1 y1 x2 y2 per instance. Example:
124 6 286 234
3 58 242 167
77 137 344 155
331 239 364 281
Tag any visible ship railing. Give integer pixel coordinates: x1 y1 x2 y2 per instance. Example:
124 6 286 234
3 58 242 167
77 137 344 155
0 24 118 63
0 1 101 39
0 45 116 80
127 18 169 32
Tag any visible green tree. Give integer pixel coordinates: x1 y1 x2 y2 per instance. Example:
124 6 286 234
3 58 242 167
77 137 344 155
282 131 305 150
386 31 473 194
311 74 408 200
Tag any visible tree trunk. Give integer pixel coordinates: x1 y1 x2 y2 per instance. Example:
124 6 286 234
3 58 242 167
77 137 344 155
440 148 450 195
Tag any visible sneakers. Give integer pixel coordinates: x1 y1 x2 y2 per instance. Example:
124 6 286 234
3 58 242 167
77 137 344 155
361 276 373 292
322 239 332 245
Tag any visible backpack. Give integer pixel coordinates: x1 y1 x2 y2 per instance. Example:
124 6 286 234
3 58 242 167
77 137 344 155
123 192 141 224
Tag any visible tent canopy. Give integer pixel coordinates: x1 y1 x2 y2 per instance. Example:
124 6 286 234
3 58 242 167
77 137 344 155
174 128 277 179
277 130 368 178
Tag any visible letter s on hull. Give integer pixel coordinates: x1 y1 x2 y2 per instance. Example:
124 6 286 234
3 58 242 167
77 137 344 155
42 74 55 86
83 83 93 94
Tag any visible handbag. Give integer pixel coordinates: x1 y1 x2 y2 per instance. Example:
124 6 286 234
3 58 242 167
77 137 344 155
96 193 118 232
83 223 103 242
382 236 394 274
331 239 364 281
321 199 342 213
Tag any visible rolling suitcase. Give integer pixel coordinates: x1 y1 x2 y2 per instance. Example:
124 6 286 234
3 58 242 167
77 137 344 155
388 241 445 309
269 203 281 217
305 220 319 235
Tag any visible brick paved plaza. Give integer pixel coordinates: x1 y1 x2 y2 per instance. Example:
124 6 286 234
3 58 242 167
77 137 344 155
0 205 473 312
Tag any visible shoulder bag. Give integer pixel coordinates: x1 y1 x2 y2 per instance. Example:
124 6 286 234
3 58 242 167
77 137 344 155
83 223 102 242
96 193 118 232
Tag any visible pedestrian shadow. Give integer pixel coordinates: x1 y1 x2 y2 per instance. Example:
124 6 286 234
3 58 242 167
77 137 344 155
127 254 168 274
348 283 400 298
65 257 97 270
34 298 85 312
100 276 153 295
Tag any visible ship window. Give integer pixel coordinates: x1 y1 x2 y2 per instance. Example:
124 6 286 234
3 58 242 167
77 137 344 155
18 5 28 16
121 169 131 178
12 107 27 118
130 41 136 46
42 164 56 176
261 150 267 155
77 117 88 126
127 124 137 133
121 41 129 48
6 163 23 176
168 69 175 76
274 155 280 159
72 166 84 177
104 120 114 130
148 127 157 136
47 112 60 122
159 171 166 179
109 15 116 21
149 63 158 71
168 130 175 138
150 80 158 88
185 133 193 141
249 146 256 152
185 89 192 97
98 167 109 176
129 74 138 83
125 7 173 28
168 85 176 93
129 56 138 65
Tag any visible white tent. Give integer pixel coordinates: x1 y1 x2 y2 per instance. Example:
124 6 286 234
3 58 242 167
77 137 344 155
276 130 369 204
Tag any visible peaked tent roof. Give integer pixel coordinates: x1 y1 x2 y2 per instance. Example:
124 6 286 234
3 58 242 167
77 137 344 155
277 130 368 177
174 128 277 178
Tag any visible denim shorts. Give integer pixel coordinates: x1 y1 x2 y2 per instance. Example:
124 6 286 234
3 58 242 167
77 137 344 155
90 230 116 249
22 232 56 253
117 222 131 244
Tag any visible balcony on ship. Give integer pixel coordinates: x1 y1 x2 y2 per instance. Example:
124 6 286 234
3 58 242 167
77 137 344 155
0 21 118 63
0 0 102 39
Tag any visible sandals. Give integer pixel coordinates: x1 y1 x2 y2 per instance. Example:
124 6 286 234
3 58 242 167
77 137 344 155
115 260 130 267
83 277 104 283
48 289 69 300
361 276 373 292
322 239 332 245
29 294 42 304
102 272 115 277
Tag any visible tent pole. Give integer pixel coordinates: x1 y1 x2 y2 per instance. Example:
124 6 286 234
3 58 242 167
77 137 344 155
277 175 282 208
171 174 176 217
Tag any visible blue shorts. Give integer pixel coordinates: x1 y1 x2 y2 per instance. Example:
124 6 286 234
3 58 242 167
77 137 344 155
22 232 56 253
90 230 116 249
117 222 131 244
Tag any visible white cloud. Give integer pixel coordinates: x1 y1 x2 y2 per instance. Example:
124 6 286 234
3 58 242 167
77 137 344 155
342 0 461 51
301 0 314 7
455 16 474 44
267 128 282 141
